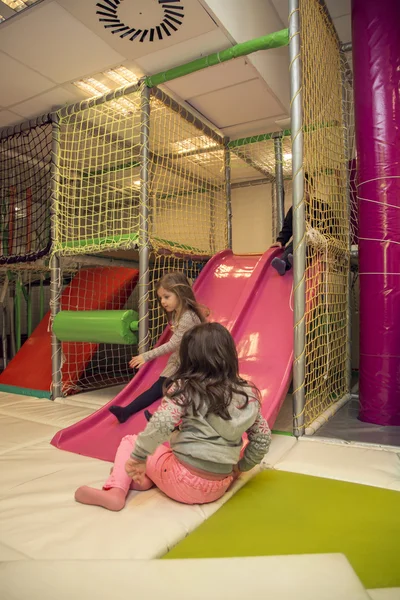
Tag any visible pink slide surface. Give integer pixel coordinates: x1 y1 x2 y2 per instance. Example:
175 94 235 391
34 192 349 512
51 249 293 462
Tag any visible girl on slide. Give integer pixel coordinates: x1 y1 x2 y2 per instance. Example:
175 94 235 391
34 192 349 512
75 323 271 510
109 271 207 424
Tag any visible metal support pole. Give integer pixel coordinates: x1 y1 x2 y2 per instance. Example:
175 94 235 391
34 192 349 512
0 277 9 369
8 281 16 358
341 42 352 53
272 132 285 238
224 138 232 250
138 85 151 355
50 254 62 399
15 275 21 352
289 0 306 437
231 178 269 189
150 87 223 146
50 112 62 400
341 55 353 396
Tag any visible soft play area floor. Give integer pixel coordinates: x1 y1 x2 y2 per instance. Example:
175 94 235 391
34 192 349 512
0 389 399 599
167 470 400 590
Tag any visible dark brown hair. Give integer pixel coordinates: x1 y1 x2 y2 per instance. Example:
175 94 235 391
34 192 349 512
165 322 260 419
156 271 208 324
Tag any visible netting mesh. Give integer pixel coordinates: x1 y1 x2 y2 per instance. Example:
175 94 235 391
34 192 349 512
55 90 142 256
296 0 351 427
0 122 52 264
144 89 227 349
341 51 358 246
230 134 292 185
148 89 226 256
0 262 74 366
53 83 228 391
58 264 139 395
271 178 293 241
0 259 138 394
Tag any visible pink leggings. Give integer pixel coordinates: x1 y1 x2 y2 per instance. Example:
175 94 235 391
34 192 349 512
104 435 234 505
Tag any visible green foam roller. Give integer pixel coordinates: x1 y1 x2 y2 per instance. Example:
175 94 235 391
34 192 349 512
53 310 138 345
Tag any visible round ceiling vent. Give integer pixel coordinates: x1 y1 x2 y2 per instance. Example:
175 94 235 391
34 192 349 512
96 0 185 42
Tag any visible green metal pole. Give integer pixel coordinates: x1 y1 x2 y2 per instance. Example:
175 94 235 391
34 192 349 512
146 29 289 88
39 275 45 321
26 282 32 337
229 121 338 149
15 277 21 352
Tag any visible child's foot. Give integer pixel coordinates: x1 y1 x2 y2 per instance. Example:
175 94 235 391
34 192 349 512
74 486 126 511
144 410 152 422
288 253 293 267
271 257 286 276
109 405 130 424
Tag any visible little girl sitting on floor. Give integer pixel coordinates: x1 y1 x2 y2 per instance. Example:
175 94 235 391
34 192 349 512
75 322 271 510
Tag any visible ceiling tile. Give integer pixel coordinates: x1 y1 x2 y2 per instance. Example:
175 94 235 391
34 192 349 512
325 0 350 19
222 117 286 140
0 3 125 84
165 57 258 100
0 109 23 128
12 86 80 119
270 0 287 26
333 15 352 43
189 79 283 129
136 28 230 75
57 0 217 61
0 52 54 106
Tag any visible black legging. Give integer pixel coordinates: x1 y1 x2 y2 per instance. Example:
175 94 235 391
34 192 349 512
109 376 167 423
282 241 293 270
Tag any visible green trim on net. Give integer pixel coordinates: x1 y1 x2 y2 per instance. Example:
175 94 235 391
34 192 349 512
271 429 293 436
58 232 139 250
0 383 51 399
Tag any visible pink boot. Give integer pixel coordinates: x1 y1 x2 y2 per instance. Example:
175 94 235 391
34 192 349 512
74 435 154 511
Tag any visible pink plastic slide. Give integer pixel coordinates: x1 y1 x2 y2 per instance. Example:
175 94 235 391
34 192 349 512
51 248 293 462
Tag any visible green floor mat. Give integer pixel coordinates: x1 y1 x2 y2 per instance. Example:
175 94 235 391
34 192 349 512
166 470 400 589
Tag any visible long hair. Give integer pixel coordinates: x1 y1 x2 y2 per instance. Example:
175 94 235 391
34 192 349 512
165 322 260 419
156 271 208 324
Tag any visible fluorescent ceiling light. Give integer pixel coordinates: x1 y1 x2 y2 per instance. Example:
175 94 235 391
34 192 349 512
172 136 218 154
104 66 139 87
1 0 39 11
73 68 140 116
73 80 104 98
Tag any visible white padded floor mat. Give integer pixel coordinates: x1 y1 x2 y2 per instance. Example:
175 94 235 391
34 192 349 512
0 389 398 593
368 590 400 600
0 392 296 562
274 436 400 491
0 554 372 600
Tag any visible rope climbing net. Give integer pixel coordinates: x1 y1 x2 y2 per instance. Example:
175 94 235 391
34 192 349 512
296 0 351 427
0 119 52 264
53 82 228 390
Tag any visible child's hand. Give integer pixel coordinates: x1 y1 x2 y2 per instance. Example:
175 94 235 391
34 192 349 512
125 458 146 483
271 242 283 248
129 355 145 369
232 464 242 479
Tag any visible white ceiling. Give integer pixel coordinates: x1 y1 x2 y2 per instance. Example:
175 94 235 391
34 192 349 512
0 0 351 138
